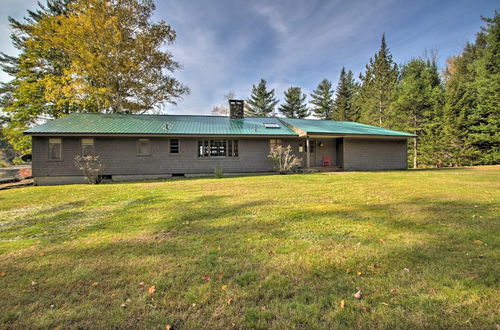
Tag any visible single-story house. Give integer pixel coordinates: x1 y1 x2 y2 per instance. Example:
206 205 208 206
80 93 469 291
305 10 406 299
24 100 416 185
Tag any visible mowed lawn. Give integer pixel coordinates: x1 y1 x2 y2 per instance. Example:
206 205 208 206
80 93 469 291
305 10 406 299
0 167 499 329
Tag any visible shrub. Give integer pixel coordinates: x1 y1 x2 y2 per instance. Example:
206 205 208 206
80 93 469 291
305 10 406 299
74 155 104 184
0 160 8 168
213 167 223 178
268 145 302 174
12 157 27 165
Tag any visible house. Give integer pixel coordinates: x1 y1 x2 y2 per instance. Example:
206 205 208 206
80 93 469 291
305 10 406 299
24 100 416 185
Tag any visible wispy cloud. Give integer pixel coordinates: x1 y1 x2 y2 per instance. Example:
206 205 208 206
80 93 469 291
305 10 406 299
1 0 497 114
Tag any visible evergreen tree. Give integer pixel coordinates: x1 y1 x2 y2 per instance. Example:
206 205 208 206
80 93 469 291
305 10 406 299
245 79 279 117
467 12 500 164
442 42 483 166
393 58 444 168
357 34 399 127
310 79 334 119
333 68 360 121
279 87 309 118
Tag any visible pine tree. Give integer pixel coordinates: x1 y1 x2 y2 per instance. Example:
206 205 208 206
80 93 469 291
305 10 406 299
333 68 360 121
279 87 309 118
245 79 279 117
392 58 443 168
310 79 334 119
358 34 399 127
467 12 500 164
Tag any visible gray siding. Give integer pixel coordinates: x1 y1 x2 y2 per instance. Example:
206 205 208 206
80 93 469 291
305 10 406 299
32 136 301 177
343 137 407 171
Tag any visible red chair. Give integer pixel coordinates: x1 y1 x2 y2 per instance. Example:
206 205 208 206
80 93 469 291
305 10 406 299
322 156 331 166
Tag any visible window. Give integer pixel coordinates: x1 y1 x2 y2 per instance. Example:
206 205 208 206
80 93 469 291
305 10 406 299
269 139 282 149
48 138 62 160
81 138 95 156
170 139 179 154
137 139 151 155
263 123 280 128
198 140 238 158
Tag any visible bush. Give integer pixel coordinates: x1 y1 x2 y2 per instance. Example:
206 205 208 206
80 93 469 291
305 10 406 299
0 160 8 168
268 145 302 174
213 167 223 178
12 157 27 165
74 155 104 184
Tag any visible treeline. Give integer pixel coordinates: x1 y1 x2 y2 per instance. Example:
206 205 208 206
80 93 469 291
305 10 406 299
239 15 499 168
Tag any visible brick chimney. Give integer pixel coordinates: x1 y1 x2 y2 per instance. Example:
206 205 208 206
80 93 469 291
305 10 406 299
229 99 244 119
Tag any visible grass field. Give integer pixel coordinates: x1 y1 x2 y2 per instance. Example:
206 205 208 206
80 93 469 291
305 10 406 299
0 166 499 329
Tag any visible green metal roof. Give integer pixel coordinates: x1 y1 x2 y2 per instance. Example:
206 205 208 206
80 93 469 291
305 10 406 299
24 113 298 136
24 113 415 137
280 118 416 137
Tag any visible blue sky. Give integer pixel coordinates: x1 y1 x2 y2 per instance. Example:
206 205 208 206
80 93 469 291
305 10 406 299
0 0 498 114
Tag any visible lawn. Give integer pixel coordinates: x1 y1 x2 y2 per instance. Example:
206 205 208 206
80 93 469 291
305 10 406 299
0 166 499 329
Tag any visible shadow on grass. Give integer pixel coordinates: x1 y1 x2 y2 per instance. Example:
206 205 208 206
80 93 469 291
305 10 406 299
1 193 498 328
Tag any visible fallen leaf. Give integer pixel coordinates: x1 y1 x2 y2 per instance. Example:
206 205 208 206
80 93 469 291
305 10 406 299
138 282 145 286
218 272 224 280
403 268 410 273
340 299 345 309
120 303 126 308
31 281 37 287
203 275 211 281
165 325 172 330
380 239 386 244
261 306 267 311
111 293 116 297
473 240 483 244
380 302 389 306
227 298 233 305
221 285 227 291
148 286 156 295
354 290 362 299
91 282 99 287
39 252 45 257
0 272 6 277
357 272 362 276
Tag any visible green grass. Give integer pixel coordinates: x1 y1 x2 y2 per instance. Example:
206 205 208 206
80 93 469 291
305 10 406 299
1 166 499 329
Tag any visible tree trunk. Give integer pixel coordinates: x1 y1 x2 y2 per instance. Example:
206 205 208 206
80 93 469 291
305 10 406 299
413 135 418 169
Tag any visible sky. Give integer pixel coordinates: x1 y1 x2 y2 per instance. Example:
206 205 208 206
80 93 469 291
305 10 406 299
0 0 498 115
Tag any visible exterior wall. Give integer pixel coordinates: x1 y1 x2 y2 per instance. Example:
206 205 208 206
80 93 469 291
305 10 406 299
32 136 301 183
342 137 407 171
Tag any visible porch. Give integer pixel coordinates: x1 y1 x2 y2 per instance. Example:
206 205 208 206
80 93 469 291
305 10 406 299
300 137 344 170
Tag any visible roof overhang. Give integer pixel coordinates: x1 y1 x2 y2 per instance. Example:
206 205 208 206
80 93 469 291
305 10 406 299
307 133 414 139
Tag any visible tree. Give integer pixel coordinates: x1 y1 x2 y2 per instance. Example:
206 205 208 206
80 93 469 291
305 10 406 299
392 58 443 167
310 79 334 119
1 0 188 154
211 91 236 116
0 0 74 155
467 13 500 164
245 79 279 117
332 68 360 121
357 34 399 127
279 87 309 118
